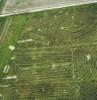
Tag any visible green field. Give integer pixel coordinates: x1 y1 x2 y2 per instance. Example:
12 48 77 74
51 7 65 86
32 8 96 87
0 17 6 35
0 0 6 13
0 2 97 100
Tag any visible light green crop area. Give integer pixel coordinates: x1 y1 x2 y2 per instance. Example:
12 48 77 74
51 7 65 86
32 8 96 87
0 2 97 100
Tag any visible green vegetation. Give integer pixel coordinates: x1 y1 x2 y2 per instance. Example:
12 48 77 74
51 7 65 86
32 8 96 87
0 0 6 13
0 2 97 100
0 17 6 34
0 15 27 78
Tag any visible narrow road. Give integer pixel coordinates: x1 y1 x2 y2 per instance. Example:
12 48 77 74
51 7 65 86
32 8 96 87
0 0 97 17
0 17 11 42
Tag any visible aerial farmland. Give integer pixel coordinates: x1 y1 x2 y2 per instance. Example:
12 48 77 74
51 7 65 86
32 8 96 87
0 0 97 100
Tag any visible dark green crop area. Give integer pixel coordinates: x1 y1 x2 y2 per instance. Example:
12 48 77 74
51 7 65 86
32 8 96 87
0 17 6 34
0 0 6 13
0 2 97 100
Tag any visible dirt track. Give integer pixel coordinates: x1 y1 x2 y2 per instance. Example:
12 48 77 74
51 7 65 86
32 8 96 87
0 0 97 16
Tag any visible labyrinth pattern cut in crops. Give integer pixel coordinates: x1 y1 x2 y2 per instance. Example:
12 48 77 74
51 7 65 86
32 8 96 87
0 1 97 100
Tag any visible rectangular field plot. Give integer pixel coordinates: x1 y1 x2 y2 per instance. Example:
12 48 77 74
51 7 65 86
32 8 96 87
79 81 97 100
16 6 74 47
15 82 80 100
15 47 73 82
72 3 97 46
0 86 19 100
73 46 97 81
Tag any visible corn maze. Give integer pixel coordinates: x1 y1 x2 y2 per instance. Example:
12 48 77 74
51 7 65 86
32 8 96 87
0 2 97 100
